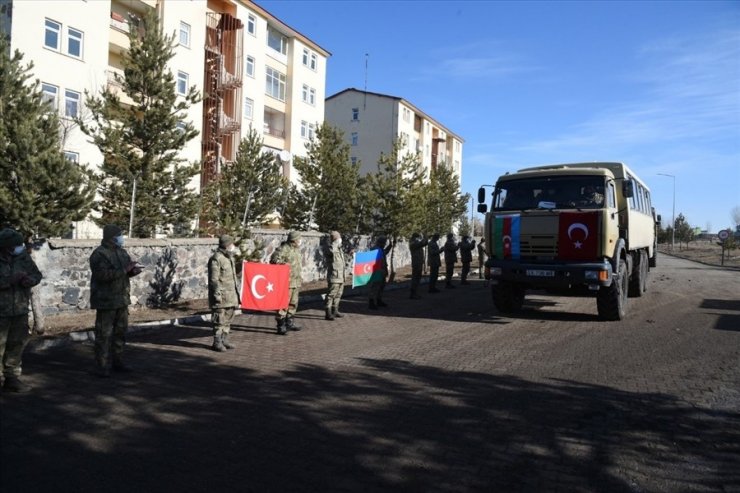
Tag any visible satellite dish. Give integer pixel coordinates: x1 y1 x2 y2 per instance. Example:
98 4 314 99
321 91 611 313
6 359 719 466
278 150 291 162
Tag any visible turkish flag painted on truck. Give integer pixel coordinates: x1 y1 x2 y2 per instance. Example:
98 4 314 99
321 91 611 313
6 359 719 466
241 262 290 311
558 212 600 260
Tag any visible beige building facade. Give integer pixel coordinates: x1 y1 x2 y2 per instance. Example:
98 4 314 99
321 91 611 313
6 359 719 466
4 0 329 238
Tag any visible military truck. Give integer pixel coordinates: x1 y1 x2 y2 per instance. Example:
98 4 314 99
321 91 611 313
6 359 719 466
477 162 659 320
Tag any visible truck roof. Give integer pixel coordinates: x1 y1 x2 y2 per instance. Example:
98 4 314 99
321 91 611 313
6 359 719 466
497 162 620 182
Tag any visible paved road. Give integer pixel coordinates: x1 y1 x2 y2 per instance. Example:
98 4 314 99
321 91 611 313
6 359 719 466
2 255 739 492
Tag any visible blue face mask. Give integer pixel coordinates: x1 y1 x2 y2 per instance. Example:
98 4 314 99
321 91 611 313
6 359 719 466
114 235 125 247
11 245 25 256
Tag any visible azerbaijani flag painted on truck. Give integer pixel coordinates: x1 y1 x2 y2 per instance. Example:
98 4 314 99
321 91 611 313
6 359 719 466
492 214 521 259
352 249 384 288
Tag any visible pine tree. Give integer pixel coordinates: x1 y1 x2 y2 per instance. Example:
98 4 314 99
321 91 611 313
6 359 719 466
0 38 95 239
419 163 468 236
200 128 287 235
78 10 201 238
285 124 362 233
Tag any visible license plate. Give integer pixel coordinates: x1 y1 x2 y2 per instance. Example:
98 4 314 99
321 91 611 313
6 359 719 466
526 269 555 277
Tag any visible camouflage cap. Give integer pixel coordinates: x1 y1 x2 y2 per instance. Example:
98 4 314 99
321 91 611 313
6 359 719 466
287 231 301 242
0 228 23 248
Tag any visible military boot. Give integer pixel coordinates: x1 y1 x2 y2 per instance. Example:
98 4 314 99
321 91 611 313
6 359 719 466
276 318 288 335
3 375 31 393
333 307 344 318
212 334 226 352
286 317 302 331
222 333 236 350
325 308 334 321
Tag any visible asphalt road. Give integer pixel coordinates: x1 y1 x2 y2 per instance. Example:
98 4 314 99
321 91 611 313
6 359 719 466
2 255 739 492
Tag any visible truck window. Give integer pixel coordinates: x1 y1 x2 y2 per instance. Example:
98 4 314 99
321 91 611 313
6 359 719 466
607 182 616 208
494 176 607 210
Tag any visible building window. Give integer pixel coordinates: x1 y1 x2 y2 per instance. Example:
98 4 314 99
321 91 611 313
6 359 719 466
44 19 61 50
300 121 315 140
246 56 255 77
302 48 317 70
351 108 359 121
244 97 253 120
351 157 357 165
310 52 317 70
265 66 286 101
247 15 256 36
400 132 409 146
179 22 191 47
177 71 188 96
301 84 316 106
402 107 411 123
64 89 80 118
266 26 287 55
67 27 83 58
351 132 358 146
63 151 79 163
425 122 430 135
41 83 58 110
455 141 461 152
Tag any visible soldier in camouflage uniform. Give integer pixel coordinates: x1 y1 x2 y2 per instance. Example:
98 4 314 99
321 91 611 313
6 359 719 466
409 232 427 299
368 236 392 310
270 231 302 335
208 235 240 352
443 233 459 288
89 224 142 377
324 231 346 321
427 233 442 293
0 229 42 393
458 235 476 285
477 238 487 280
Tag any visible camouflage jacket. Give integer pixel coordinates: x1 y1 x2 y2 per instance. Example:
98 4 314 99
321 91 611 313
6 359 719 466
89 243 133 310
459 239 476 263
208 249 240 309
409 237 428 269
0 251 43 317
427 240 441 268
477 242 487 262
270 242 302 288
443 239 459 264
325 242 346 284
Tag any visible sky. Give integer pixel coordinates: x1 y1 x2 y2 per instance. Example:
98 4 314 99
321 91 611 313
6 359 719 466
260 0 740 232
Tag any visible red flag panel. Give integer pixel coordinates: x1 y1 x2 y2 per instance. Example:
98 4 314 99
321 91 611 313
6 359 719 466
558 212 600 260
240 262 290 311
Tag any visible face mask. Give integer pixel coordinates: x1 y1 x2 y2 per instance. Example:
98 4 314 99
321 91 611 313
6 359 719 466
333 239 342 247
227 245 237 254
113 235 125 247
11 245 25 256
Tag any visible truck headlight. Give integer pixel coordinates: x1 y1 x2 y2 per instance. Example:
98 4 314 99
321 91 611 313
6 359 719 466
585 270 599 280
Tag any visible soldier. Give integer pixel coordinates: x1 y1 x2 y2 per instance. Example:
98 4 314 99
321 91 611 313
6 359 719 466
270 231 303 335
427 233 442 293
89 224 142 377
208 234 240 352
443 233 459 288
459 235 476 285
324 231 346 321
368 236 392 310
409 232 427 299
581 185 605 207
0 229 42 393
477 238 487 280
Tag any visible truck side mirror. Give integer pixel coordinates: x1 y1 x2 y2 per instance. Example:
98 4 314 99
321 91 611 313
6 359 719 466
622 180 634 198
477 187 486 203
477 203 488 213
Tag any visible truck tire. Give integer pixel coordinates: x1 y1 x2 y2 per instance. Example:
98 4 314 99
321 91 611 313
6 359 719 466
597 259 627 321
628 250 648 297
492 282 525 313
649 248 657 268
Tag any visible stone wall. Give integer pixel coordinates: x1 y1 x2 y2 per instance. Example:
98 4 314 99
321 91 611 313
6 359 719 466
31 230 412 315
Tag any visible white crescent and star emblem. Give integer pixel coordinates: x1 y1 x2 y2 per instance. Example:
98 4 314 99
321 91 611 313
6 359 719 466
250 274 274 300
567 223 589 248
363 263 373 274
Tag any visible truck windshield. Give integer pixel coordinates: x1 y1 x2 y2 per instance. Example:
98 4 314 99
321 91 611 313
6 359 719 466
493 176 606 210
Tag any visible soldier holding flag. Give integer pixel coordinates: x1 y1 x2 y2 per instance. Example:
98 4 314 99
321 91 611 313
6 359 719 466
270 231 303 335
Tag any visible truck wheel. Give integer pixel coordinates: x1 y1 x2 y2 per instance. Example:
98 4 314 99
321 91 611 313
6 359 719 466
597 259 628 321
628 250 647 298
649 249 657 268
492 282 525 313
640 250 648 294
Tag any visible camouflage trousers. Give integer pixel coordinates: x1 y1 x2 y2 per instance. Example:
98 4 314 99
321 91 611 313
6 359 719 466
478 259 485 279
277 287 299 319
428 265 440 290
212 307 237 336
368 278 386 302
0 315 30 379
445 263 456 285
94 308 128 370
461 262 471 282
410 265 423 294
325 282 344 311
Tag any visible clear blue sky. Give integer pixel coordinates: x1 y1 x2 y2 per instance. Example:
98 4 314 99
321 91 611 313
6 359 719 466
260 0 740 232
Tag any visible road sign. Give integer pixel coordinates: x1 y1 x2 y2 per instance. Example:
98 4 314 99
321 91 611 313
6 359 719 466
718 229 730 241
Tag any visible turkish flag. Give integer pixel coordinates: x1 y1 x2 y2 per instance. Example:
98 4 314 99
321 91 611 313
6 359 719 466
558 212 600 260
241 262 290 311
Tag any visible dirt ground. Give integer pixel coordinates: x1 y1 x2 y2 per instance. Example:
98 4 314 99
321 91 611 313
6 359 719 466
659 239 740 269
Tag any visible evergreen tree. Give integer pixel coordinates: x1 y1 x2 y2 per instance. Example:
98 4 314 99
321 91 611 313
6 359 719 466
280 183 311 230
286 124 362 233
200 129 287 235
78 10 200 238
0 38 95 239
419 163 468 236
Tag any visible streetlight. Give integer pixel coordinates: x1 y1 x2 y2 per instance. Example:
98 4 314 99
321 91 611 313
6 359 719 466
658 173 675 250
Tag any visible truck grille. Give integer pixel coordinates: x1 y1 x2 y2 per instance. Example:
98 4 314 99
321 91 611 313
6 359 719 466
520 236 557 256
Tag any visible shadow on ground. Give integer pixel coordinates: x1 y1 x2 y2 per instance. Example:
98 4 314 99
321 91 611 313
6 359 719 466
2 343 738 492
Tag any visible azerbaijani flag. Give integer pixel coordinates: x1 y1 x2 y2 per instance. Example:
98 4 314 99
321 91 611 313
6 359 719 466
352 249 384 288
492 214 521 259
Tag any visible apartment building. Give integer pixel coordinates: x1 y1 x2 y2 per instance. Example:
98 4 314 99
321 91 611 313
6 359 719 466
4 0 328 237
325 88 464 181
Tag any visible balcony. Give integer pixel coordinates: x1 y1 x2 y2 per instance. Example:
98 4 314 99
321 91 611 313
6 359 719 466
109 17 130 52
105 68 134 106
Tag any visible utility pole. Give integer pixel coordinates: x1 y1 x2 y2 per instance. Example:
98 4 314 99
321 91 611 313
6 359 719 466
128 173 139 238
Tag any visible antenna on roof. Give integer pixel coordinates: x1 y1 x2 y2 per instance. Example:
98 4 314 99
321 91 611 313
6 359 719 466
364 53 369 110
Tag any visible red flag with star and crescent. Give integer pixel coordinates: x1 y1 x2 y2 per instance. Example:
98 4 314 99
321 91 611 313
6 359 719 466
558 212 600 260
241 262 290 311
